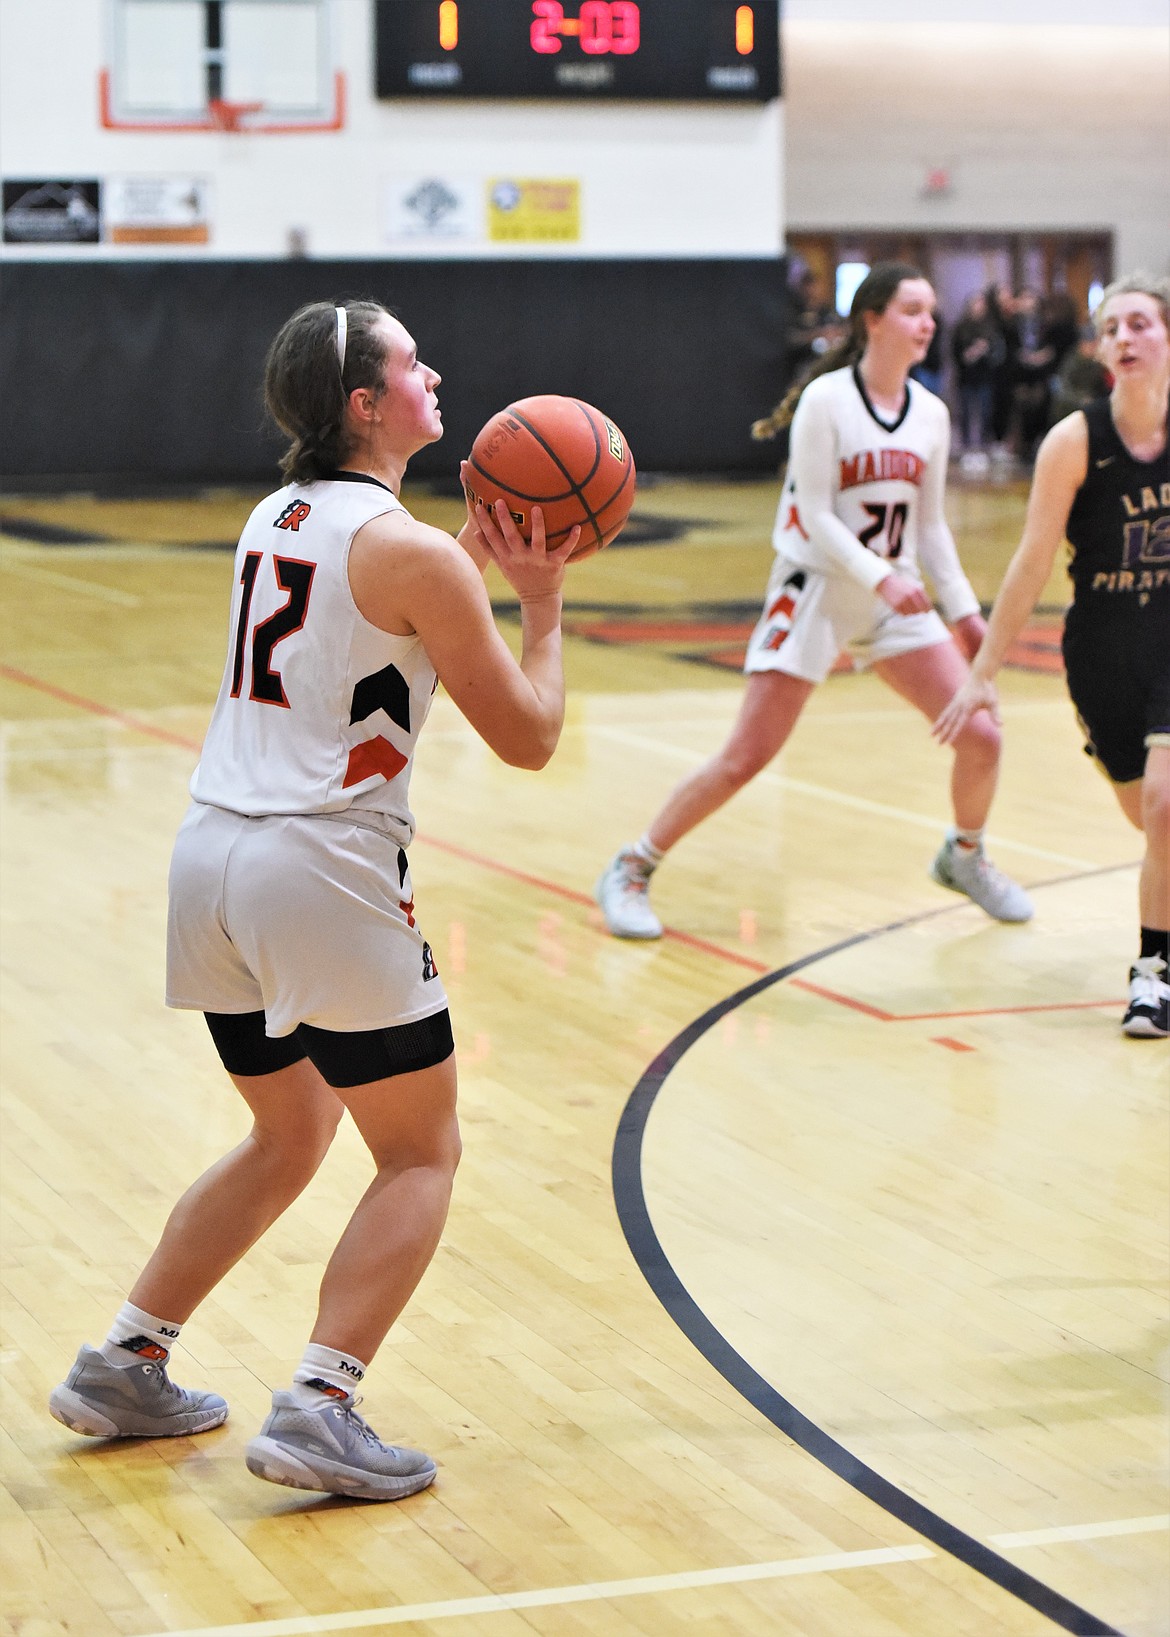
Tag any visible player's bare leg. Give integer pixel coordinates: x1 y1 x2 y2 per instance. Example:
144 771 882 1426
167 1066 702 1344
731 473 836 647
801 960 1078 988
130 1058 345 1322
310 1052 461 1361
875 639 1033 921
596 671 814 937
243 1053 460 1499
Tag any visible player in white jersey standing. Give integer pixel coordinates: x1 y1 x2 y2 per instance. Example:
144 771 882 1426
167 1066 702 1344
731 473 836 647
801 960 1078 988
49 298 579 1498
597 262 1033 938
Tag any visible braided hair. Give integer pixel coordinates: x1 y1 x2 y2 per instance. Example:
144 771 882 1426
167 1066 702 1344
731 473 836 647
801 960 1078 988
752 261 925 440
264 299 393 483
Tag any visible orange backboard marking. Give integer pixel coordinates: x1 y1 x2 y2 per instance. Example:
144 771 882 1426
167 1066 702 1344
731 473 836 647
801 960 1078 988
97 68 346 132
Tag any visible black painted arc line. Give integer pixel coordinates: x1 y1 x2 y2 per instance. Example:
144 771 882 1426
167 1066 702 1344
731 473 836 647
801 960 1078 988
610 922 1128 1637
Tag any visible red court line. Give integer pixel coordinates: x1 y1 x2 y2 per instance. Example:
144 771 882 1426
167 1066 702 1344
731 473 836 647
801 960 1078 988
896 997 1122 1020
0 664 207 751
0 665 1110 1006
932 1036 976 1053
0 664 769 975
789 977 895 1020
791 974 1121 1022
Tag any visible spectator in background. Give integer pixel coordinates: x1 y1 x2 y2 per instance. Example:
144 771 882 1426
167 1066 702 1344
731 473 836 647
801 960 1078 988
910 306 946 398
1013 289 1080 460
1011 287 1049 459
1049 323 1111 425
986 284 1020 460
951 290 1005 473
785 268 841 387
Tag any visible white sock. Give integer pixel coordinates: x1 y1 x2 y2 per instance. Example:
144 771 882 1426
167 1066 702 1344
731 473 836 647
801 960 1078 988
100 1301 182 1367
631 834 664 871
953 827 983 851
290 1342 369 1407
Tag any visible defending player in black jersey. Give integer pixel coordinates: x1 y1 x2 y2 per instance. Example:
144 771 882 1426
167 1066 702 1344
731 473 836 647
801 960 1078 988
936 276 1170 1038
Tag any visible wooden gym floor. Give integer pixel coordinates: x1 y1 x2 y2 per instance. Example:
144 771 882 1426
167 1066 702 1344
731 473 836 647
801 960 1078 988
0 473 1166 1637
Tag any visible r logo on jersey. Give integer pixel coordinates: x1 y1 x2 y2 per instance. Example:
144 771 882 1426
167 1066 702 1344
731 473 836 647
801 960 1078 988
274 500 312 532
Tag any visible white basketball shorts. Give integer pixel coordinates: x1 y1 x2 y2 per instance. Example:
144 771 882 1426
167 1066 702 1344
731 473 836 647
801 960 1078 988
166 802 448 1038
744 554 951 684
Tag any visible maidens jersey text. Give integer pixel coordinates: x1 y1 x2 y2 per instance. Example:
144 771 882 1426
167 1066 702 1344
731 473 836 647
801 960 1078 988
838 448 926 490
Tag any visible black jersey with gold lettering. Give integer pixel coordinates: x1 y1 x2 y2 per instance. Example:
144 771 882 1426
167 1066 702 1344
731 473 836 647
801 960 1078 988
1064 397 1170 627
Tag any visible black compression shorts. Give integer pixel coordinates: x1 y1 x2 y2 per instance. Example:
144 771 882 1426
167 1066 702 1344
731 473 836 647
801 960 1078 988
204 1008 454 1087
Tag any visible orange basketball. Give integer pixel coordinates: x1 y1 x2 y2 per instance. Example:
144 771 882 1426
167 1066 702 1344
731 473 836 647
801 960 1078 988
465 396 636 562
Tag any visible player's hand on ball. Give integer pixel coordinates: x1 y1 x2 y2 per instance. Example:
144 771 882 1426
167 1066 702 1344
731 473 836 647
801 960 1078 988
467 484 580 600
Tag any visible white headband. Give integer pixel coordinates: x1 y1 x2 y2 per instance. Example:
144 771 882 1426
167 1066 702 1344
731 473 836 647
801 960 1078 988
335 304 348 375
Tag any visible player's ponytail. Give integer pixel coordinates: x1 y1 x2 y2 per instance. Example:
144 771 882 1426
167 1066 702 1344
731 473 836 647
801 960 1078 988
752 261 925 439
265 299 393 483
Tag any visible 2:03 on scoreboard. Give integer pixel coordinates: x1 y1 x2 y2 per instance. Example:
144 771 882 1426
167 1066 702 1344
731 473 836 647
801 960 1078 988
374 1 782 101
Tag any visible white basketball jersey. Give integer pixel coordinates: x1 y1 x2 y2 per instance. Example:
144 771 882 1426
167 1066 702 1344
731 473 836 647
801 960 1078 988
773 366 947 586
191 474 436 843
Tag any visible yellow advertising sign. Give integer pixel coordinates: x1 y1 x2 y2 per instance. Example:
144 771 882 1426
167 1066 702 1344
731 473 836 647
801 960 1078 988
487 178 580 243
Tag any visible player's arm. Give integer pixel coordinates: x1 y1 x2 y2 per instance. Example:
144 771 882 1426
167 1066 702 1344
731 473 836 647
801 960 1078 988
916 407 984 657
349 505 577 770
933 413 1088 743
793 386 930 615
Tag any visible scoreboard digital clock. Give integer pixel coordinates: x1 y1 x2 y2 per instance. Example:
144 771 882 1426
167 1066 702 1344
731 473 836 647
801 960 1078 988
374 1 781 102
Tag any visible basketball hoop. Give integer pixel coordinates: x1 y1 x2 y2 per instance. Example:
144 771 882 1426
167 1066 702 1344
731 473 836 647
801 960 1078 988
98 68 347 133
207 98 264 132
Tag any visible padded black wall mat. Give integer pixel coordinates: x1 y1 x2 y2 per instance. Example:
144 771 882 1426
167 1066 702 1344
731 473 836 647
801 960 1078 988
0 257 787 485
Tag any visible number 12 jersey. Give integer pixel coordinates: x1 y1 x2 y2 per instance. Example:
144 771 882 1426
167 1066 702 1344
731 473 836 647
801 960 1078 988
191 472 437 846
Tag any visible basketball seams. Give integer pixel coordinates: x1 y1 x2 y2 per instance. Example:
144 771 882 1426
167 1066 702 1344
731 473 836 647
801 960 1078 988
468 395 634 560
510 402 605 552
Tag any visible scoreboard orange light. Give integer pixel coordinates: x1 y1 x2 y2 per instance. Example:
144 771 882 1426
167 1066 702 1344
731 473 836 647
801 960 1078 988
439 0 459 49
735 5 754 54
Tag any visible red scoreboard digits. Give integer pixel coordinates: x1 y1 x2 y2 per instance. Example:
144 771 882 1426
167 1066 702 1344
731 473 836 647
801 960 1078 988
530 2 642 55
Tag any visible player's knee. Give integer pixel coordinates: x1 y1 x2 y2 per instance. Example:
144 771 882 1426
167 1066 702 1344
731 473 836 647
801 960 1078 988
430 1116 462 1180
1142 772 1170 840
251 1104 340 1187
957 710 1001 765
718 740 774 789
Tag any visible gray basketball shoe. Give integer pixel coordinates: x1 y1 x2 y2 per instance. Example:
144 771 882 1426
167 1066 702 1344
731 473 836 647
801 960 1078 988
245 1390 437 1500
49 1343 229 1438
930 831 1034 923
595 847 663 939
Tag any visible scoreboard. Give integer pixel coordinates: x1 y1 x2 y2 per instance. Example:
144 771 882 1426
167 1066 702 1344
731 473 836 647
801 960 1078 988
375 1 781 102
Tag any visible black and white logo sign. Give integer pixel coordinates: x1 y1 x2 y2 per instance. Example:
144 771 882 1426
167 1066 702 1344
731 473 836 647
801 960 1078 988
2 180 101 243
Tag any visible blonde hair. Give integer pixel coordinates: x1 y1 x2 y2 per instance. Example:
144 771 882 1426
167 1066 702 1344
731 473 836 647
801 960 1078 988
1092 273 1170 336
